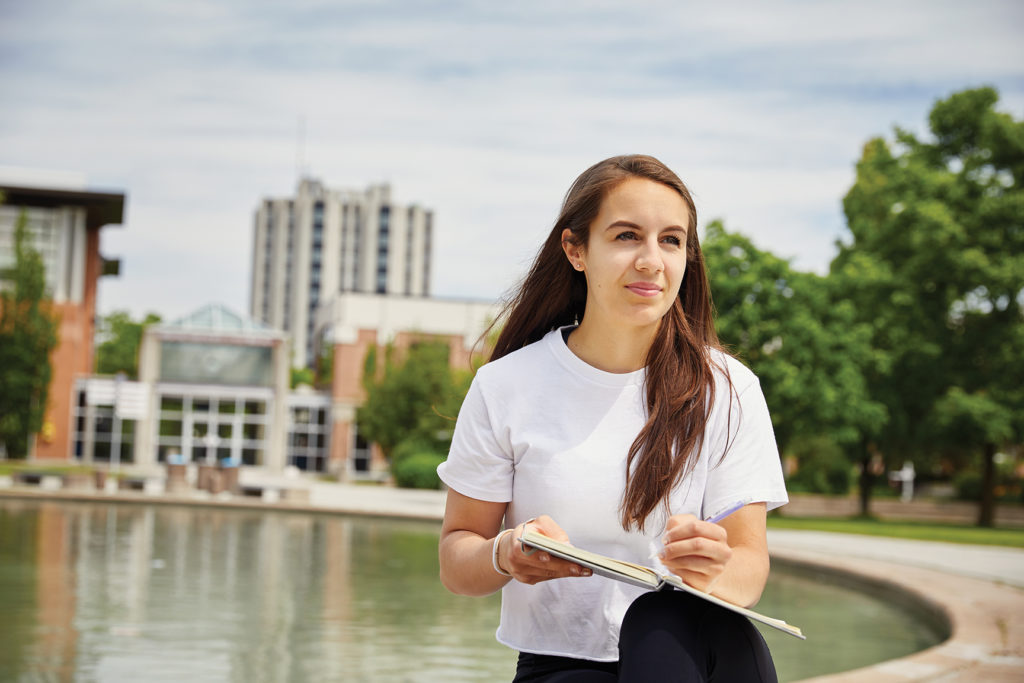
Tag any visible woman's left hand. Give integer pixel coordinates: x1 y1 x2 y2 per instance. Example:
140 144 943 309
658 514 733 592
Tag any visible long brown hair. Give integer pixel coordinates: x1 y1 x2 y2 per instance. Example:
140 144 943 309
490 154 727 532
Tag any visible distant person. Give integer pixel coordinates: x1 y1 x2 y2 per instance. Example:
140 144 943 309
438 155 788 682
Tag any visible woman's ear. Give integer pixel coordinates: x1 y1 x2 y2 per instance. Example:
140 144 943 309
561 228 584 271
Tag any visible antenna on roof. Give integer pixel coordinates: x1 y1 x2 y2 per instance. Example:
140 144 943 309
296 115 307 181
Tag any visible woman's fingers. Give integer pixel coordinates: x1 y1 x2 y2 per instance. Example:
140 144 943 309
501 516 592 583
660 513 732 589
664 515 728 543
662 536 733 564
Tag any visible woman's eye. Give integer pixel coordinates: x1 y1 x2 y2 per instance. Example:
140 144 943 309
615 231 638 241
662 235 682 246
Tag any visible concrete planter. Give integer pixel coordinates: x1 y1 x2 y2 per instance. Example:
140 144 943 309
197 464 217 492
166 463 188 493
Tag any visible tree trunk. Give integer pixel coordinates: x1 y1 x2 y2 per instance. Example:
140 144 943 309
978 442 996 528
857 441 874 517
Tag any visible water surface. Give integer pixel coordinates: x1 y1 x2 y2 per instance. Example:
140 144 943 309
0 499 943 682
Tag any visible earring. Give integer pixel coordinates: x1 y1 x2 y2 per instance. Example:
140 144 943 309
573 262 583 271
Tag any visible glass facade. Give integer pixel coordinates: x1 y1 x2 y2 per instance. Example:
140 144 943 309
423 212 432 295
404 207 414 295
0 206 66 300
376 205 390 293
308 201 324 365
71 383 137 464
159 341 274 386
287 398 331 472
352 431 371 473
260 201 273 322
352 205 361 287
155 392 270 466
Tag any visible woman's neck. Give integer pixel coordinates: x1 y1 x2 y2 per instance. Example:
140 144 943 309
567 318 658 373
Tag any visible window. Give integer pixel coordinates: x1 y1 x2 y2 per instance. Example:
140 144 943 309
287 401 330 473
339 205 348 291
376 206 390 294
70 382 137 464
241 447 262 466
0 207 62 298
244 400 265 415
405 207 415 294
422 212 433 295
352 206 362 286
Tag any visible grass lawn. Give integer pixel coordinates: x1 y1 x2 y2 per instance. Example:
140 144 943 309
0 462 95 477
768 515 1024 548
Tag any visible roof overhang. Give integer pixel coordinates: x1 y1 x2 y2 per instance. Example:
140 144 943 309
0 185 125 230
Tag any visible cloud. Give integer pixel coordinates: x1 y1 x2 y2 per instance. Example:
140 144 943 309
2 0 1022 318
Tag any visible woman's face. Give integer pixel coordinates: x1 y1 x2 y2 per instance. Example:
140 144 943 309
563 177 690 334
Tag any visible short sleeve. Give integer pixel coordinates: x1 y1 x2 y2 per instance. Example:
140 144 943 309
437 373 514 502
702 376 788 519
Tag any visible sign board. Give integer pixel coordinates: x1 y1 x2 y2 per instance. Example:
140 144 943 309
85 378 149 420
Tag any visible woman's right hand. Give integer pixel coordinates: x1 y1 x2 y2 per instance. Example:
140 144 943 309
496 515 592 584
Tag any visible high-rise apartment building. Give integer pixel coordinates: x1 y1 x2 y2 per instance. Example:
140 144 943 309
250 179 433 367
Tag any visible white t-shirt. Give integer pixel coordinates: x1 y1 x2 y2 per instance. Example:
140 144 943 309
438 326 788 661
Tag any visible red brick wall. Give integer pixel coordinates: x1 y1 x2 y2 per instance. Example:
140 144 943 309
35 227 100 460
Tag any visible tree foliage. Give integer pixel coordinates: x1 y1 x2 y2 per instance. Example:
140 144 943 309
704 220 885 493
94 310 161 378
834 86 1024 524
0 209 59 458
316 340 334 389
290 366 314 389
356 339 472 463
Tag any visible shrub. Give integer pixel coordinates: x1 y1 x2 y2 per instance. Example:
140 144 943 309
392 452 446 490
954 468 1023 503
391 436 443 466
954 471 982 501
786 437 854 495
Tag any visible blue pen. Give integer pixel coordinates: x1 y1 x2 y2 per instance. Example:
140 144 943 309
705 500 746 524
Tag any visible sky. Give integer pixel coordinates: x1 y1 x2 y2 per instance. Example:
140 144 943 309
2 0 1022 322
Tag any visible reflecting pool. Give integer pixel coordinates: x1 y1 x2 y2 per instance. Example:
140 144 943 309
0 499 945 682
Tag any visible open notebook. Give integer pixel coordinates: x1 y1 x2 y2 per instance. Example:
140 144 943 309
521 530 805 640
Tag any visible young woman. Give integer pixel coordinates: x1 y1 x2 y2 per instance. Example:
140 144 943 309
438 155 787 682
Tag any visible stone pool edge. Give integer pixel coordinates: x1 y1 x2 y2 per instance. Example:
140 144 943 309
767 543 1024 682
2 486 1022 681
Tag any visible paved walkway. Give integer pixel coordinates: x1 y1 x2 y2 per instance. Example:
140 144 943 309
767 529 1024 589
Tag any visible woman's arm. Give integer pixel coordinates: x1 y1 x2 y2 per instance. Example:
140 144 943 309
439 489 592 596
658 502 769 607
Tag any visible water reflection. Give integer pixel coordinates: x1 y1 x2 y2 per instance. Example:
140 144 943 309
1 500 514 682
0 499 943 682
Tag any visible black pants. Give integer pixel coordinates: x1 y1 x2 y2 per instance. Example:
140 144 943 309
512 590 778 683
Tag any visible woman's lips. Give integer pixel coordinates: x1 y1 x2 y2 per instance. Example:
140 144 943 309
625 283 662 297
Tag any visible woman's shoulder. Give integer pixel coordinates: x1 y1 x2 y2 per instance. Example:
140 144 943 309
476 329 560 385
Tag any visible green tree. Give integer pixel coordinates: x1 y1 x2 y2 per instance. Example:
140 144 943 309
290 366 314 388
316 340 334 389
94 310 161 378
835 86 1024 525
356 339 469 463
704 220 885 500
0 209 59 458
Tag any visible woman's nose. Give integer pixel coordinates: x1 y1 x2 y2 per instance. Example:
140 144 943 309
635 239 663 272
